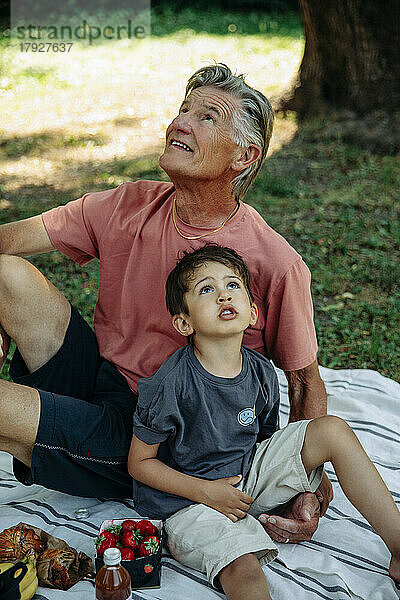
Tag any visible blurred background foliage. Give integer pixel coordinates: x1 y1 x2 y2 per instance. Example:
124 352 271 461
0 1 399 380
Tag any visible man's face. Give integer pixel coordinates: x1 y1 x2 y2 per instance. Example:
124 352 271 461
159 86 243 183
174 261 258 341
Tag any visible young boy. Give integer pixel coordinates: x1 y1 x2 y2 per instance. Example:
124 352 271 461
128 244 400 600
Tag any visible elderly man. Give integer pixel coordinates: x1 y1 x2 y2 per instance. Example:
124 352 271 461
0 64 331 544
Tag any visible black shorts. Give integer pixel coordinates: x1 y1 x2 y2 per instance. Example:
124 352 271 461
10 306 137 499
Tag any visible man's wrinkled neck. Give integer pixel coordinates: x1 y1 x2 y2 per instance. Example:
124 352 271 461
173 180 238 227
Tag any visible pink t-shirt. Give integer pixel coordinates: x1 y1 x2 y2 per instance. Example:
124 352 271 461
42 180 318 393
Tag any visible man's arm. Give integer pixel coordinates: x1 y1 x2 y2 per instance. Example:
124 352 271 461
128 434 254 522
286 358 333 515
285 359 327 422
0 215 54 256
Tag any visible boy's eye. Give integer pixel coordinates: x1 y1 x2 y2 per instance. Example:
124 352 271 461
202 114 214 122
227 281 240 289
200 285 213 294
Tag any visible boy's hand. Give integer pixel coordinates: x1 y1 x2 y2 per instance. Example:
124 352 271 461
201 474 254 522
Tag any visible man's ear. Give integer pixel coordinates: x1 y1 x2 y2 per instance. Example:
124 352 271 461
249 303 258 327
172 313 194 337
231 144 261 173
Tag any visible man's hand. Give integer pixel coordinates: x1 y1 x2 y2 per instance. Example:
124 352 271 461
201 475 254 522
258 492 320 543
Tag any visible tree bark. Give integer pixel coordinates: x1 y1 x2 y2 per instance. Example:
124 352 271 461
293 0 400 116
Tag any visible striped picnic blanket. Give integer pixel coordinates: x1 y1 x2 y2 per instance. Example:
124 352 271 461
0 366 399 600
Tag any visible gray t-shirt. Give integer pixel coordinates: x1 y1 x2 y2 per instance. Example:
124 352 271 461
133 345 280 519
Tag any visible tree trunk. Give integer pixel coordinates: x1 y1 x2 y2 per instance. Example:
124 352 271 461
282 0 400 152
293 0 400 115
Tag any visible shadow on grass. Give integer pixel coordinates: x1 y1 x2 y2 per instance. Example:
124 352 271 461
0 131 109 159
0 152 165 219
0 182 77 222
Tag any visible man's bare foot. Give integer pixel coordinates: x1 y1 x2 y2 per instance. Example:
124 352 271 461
389 555 400 582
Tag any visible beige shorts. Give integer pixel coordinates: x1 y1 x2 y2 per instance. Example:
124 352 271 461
165 419 323 588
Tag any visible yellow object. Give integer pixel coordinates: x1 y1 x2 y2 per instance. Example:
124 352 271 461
0 558 38 600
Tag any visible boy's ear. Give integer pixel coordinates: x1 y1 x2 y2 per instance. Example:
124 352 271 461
172 313 194 337
249 303 258 327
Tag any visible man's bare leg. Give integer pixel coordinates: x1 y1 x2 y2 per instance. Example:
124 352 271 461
0 255 70 372
218 554 271 600
0 254 71 464
0 380 41 466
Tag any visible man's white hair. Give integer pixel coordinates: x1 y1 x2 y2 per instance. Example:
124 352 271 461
185 63 274 202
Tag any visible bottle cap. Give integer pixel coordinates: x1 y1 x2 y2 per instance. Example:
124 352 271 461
74 508 90 520
103 547 121 566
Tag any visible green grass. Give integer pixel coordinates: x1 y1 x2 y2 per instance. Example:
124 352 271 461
254 143 399 378
0 8 399 381
151 8 302 37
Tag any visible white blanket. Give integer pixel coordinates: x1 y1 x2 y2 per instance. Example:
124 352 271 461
1 366 399 600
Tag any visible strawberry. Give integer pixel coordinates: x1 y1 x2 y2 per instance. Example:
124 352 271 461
144 564 154 573
121 519 138 532
95 531 118 556
121 529 140 551
134 520 158 537
107 525 122 537
120 547 136 560
137 535 160 557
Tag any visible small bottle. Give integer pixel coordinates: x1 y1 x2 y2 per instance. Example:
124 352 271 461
95 547 132 600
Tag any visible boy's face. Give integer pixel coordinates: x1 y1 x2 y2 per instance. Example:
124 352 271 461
173 261 258 340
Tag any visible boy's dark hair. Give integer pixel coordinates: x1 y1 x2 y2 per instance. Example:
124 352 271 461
166 244 254 316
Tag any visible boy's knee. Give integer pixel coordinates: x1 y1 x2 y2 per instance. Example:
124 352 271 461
313 415 351 438
219 553 263 585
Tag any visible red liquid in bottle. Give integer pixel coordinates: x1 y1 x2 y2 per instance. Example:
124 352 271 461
95 548 132 600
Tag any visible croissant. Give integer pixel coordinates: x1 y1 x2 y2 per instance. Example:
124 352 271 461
39 548 75 590
0 526 44 560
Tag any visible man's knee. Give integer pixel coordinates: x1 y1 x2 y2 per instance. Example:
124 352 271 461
0 255 35 298
0 253 69 327
0 254 70 372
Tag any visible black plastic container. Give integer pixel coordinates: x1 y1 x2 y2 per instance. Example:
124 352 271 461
94 519 162 590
